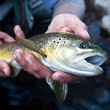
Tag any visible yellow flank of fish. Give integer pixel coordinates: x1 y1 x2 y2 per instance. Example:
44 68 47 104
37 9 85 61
30 50 43 61
0 48 13 62
41 47 58 60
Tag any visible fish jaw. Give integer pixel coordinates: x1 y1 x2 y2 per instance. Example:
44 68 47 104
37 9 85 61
41 46 107 77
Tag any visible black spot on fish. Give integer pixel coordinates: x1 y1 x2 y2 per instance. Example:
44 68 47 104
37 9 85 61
57 42 59 44
59 38 61 40
53 41 56 43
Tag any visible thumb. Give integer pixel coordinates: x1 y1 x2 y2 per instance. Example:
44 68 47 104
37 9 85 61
14 25 25 39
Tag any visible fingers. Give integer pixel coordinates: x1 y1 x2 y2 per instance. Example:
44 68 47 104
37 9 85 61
14 49 52 78
73 27 90 40
0 32 15 43
64 14 90 39
14 25 25 39
70 20 90 40
0 25 25 44
46 14 90 40
51 71 79 83
0 61 11 77
14 49 78 83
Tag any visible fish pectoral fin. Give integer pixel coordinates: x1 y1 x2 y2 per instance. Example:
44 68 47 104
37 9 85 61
10 60 22 77
46 77 68 103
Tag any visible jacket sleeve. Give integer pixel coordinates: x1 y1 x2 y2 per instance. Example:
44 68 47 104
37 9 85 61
53 0 86 18
30 0 58 18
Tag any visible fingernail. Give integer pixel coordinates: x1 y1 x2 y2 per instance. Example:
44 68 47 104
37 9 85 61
14 25 25 38
76 29 90 40
25 53 33 65
15 49 22 60
27 58 33 65
83 30 90 39
14 25 21 33
52 73 64 81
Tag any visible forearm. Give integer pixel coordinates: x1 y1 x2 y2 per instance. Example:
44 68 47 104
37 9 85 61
53 0 86 18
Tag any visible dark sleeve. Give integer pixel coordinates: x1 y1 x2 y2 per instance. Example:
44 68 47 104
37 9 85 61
30 0 58 18
53 0 86 18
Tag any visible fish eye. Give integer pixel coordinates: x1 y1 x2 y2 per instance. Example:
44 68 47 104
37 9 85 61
79 42 87 49
79 42 92 49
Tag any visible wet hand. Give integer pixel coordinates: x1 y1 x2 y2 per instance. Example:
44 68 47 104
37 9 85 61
0 26 52 78
0 31 15 77
47 13 90 40
0 25 27 77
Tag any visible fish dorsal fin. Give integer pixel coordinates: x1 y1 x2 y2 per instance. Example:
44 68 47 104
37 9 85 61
16 37 37 51
16 37 45 57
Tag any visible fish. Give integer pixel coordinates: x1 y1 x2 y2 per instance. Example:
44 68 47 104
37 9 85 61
0 32 107 102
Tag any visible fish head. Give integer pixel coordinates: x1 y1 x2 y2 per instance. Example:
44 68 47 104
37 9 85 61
40 33 107 77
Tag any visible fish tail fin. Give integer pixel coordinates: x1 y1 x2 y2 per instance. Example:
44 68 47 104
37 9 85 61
46 77 68 103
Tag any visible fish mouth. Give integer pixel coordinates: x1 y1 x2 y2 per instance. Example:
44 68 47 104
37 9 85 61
42 51 107 77
81 53 107 76
85 55 106 66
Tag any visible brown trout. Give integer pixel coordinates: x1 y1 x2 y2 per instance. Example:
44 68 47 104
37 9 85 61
0 32 107 102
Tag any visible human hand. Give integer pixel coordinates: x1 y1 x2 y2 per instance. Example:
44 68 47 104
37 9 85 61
47 13 90 40
0 26 51 78
0 31 15 77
